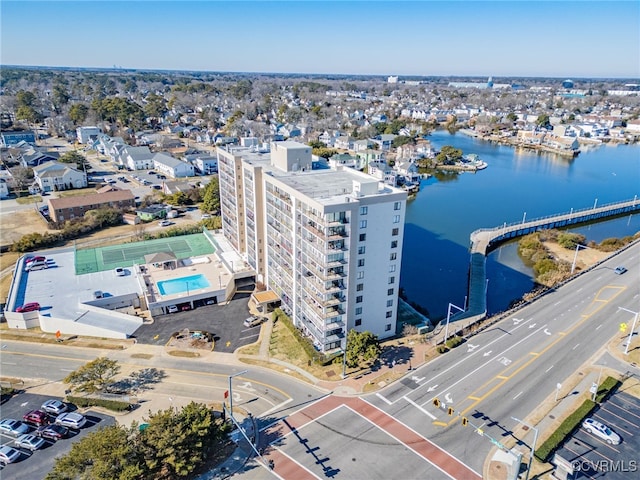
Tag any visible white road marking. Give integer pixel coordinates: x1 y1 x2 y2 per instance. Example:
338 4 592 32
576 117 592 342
513 391 523 400
483 351 492 357
596 324 602 330
444 393 453 404
404 396 437 419
545 365 554 373
376 392 393 405
572 344 580 350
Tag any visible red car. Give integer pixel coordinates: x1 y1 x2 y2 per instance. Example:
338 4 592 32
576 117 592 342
35 424 69 441
16 302 41 313
25 256 46 264
23 410 50 426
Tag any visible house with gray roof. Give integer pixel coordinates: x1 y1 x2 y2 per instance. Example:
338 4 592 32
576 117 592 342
33 161 87 193
122 146 155 170
153 152 195 178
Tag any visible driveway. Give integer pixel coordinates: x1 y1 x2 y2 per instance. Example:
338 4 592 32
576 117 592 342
132 292 261 353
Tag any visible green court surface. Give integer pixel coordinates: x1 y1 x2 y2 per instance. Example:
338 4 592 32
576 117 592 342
75 233 215 275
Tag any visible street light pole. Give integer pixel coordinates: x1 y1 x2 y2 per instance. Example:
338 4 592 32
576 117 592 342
618 307 639 355
511 416 538 480
228 370 248 419
342 334 348 379
570 243 590 274
444 302 465 344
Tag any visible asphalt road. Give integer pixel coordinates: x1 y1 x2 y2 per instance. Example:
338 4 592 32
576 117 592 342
360 242 640 474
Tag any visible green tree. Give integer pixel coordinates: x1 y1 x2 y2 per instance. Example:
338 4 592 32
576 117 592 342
59 150 90 171
536 114 551 128
138 402 227 479
392 136 414 148
506 112 518 122
16 105 42 124
201 177 220 213
345 330 381 368
16 90 36 107
46 424 143 480
52 83 71 109
69 103 89 124
144 92 167 119
434 145 463 165
64 357 121 394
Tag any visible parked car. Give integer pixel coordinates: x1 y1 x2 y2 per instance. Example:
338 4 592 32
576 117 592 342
25 256 46 265
0 445 21 465
14 434 45 452
167 305 178 314
0 419 31 437
15 302 40 313
55 412 87 430
114 267 125 276
582 418 621 444
41 399 68 416
159 220 172 227
243 316 263 328
201 213 211 219
614 266 627 275
22 410 50 426
93 290 104 299
25 259 48 271
35 424 69 441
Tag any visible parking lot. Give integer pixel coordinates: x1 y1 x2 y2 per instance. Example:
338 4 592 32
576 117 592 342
0 393 115 478
555 390 640 479
132 291 262 353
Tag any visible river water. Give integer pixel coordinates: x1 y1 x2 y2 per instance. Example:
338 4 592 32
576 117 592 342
400 130 640 321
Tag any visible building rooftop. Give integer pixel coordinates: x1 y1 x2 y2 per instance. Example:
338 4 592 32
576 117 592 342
48 190 134 210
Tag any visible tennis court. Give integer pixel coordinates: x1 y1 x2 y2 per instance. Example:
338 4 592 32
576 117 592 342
75 233 215 274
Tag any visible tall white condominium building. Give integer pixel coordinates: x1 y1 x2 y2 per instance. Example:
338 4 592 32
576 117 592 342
217 141 407 352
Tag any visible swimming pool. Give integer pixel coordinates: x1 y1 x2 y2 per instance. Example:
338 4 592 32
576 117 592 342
157 274 211 295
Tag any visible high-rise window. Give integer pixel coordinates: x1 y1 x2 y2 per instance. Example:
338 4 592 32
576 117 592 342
355 319 362 326
358 259 365 267
388 276 395 284
360 220 367 229
392 228 399 236
357 271 364 279
356 296 363 303
391 240 398 248
390 252 397 260
393 215 400 223
387 288 394 295
386 299 393 307
360 233 367 242
358 246 366 255
360 206 368 215
386 311 392 318
389 265 396 272
385 323 392 331
394 202 401 210
357 283 364 291
356 307 362 315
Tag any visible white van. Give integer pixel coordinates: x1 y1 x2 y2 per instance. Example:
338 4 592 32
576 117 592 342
167 305 178 314
25 259 48 271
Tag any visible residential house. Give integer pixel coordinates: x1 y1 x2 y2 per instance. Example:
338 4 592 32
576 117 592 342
48 189 135 224
162 180 196 195
373 134 397 151
121 146 155 170
153 152 195 178
76 126 102 144
0 130 36 147
334 136 354 150
33 161 87 193
136 204 168 222
184 154 218 175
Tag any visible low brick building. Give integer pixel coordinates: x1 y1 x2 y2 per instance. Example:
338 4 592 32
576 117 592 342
48 190 135 224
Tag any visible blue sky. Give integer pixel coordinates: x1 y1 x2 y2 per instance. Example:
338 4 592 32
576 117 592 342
1 1 638 78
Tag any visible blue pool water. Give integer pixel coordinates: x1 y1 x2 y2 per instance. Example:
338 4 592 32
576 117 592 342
157 274 210 295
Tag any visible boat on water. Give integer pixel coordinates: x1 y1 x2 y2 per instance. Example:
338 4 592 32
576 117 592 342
461 154 488 170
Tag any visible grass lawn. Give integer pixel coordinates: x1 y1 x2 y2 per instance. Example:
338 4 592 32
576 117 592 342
15 195 42 205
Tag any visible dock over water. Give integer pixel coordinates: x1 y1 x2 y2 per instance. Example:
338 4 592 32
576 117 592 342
454 198 640 325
